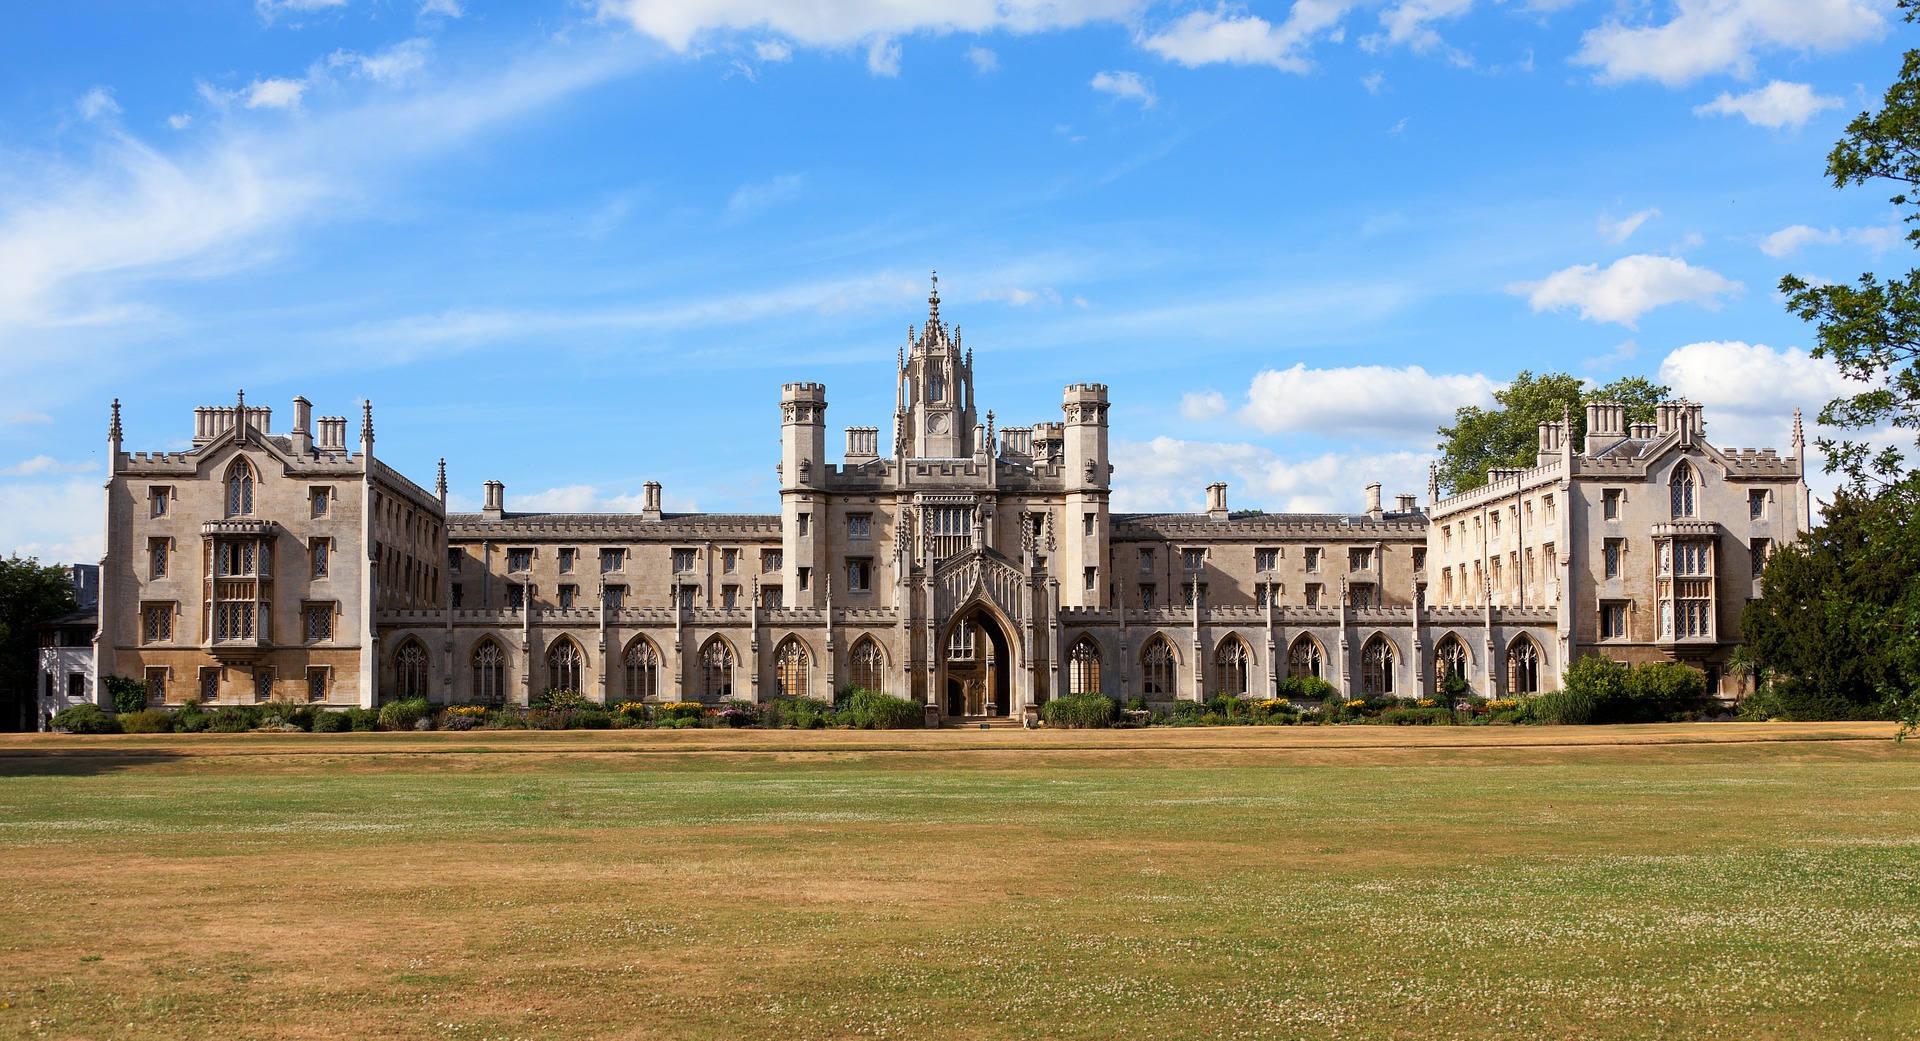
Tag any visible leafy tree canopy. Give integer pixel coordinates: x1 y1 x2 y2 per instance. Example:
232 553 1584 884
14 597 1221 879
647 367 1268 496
1780 0 1920 488
0 556 79 727
1436 372 1669 495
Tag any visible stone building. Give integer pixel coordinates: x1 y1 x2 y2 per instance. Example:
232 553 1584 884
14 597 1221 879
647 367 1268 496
97 280 1809 715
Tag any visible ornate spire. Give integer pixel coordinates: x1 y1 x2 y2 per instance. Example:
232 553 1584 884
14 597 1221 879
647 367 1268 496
986 409 995 452
234 388 248 442
108 399 122 444
360 400 374 444
928 270 940 324
1791 408 1804 454
435 457 447 499
1427 460 1439 504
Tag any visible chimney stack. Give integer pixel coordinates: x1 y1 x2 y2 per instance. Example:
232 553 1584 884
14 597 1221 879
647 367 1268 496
483 480 505 521
1365 481 1383 519
1205 481 1229 522
643 481 663 521
291 396 313 456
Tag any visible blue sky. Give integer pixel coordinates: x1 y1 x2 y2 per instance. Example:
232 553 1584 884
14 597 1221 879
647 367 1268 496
0 0 1904 562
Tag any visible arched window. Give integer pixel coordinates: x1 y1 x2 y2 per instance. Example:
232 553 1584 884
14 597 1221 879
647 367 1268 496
1287 635 1323 679
1434 634 1469 691
623 637 659 702
394 639 429 700
700 638 733 702
1068 636 1102 694
1670 461 1697 518
472 640 505 704
1361 635 1396 696
1507 637 1541 695
1141 636 1177 697
849 637 885 694
546 638 583 694
225 459 255 517
929 371 946 402
775 637 810 698
1214 636 1250 697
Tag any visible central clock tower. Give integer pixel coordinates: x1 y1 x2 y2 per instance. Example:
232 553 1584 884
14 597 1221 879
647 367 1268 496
894 274 977 459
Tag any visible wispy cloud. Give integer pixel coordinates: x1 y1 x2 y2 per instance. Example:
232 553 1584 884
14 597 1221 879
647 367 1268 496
726 173 804 218
1091 70 1156 107
1695 81 1842 130
1597 207 1658 244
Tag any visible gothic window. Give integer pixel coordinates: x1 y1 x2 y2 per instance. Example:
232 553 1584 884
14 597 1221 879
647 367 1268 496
558 584 576 610
1304 548 1322 573
1751 538 1770 577
149 538 168 579
603 584 626 609
723 549 739 572
200 666 220 702
849 637 884 694
448 548 463 573
253 667 274 703
601 548 626 573
762 549 783 572
848 514 871 539
1141 636 1177 697
1183 549 1205 572
304 603 333 642
1604 539 1623 579
142 604 172 643
1671 461 1698 518
150 486 171 517
1304 583 1323 608
1255 547 1278 572
1749 489 1768 520
306 667 329 703
395 640 429 700
947 619 976 661
1434 635 1468 690
672 549 696 573
311 537 330 578
847 558 872 592
1140 548 1155 574
700 638 734 701
1068 636 1102 694
623 638 659 701
559 548 576 573
225 459 255 517
472 640 506 704
775 637 810 698
1603 488 1623 519
1214 637 1250 697
547 638 584 694
929 371 946 402
310 487 331 518
1601 603 1628 639
1361 635 1395 696
1507 637 1541 695
722 585 738 609
1349 548 1373 572
145 666 168 703
507 549 532 572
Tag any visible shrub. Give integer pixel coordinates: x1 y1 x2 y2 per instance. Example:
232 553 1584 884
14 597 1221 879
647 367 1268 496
378 697 431 731
571 708 614 730
718 700 760 728
262 700 313 732
656 701 706 723
837 689 921 729
344 707 381 732
536 689 592 713
610 701 652 724
1526 688 1600 726
209 706 259 733
104 675 149 715
1372 705 1453 726
117 708 173 734
310 710 350 733
174 701 211 732
1739 676 1895 721
1043 693 1115 729
51 703 120 734
764 697 832 729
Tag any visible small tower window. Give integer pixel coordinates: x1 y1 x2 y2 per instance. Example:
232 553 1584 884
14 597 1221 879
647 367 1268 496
929 371 946 402
225 459 255 517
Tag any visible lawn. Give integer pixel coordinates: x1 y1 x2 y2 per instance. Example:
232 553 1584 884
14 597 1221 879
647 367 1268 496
0 723 1915 1040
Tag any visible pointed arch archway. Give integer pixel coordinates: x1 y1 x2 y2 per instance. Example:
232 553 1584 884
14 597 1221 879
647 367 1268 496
775 635 811 699
1434 632 1470 692
940 600 1014 717
1067 635 1102 695
1506 634 1543 695
471 638 506 704
1670 460 1698 518
1141 634 1179 699
393 637 430 701
698 636 735 703
545 636 584 695
1287 634 1325 679
1361 633 1397 697
224 457 256 517
1214 634 1251 697
848 635 885 694
622 635 661 702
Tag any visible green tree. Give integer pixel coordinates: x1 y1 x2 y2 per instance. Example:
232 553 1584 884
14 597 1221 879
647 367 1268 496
0 556 79 731
1436 372 1669 494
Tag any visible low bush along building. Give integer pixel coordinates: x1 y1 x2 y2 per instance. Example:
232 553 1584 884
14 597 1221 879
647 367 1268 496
93 281 1808 717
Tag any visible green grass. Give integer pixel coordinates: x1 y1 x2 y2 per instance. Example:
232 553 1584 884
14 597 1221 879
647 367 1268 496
0 727 1915 1039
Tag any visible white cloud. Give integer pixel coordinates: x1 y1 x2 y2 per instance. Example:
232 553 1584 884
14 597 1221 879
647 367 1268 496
1758 222 1902 258
755 39 793 61
1140 3 1355 73
2 456 98 477
0 477 103 563
1363 0 1475 63
966 45 998 73
1113 436 1432 515
1180 390 1229 421
1574 0 1885 87
1360 70 1385 94
5 412 54 425
330 38 434 85
1091 70 1156 107
256 0 349 23
866 37 902 76
1694 80 1842 129
419 0 464 16
166 113 193 130
77 88 120 121
245 78 308 110
978 285 1062 307
1597 207 1659 244
597 0 1136 51
1509 254 1742 328
1582 338 1639 370
1659 340 1855 449
726 173 803 217
1236 363 1496 440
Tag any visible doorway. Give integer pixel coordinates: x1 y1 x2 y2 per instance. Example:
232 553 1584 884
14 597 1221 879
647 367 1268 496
942 608 1012 717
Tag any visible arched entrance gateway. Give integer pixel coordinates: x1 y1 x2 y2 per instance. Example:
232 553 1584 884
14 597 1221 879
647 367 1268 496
941 606 1013 718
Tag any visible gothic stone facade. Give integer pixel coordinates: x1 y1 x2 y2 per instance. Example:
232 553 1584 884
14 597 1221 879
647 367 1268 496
98 286 1810 714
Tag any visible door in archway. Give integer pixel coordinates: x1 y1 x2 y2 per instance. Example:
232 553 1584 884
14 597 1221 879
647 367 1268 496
943 608 1012 716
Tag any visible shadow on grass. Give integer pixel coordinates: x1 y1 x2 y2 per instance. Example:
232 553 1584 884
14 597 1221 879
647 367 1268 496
0 749 185 777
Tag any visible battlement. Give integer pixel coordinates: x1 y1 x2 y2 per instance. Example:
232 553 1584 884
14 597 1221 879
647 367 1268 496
781 382 828 400
1063 382 1109 401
